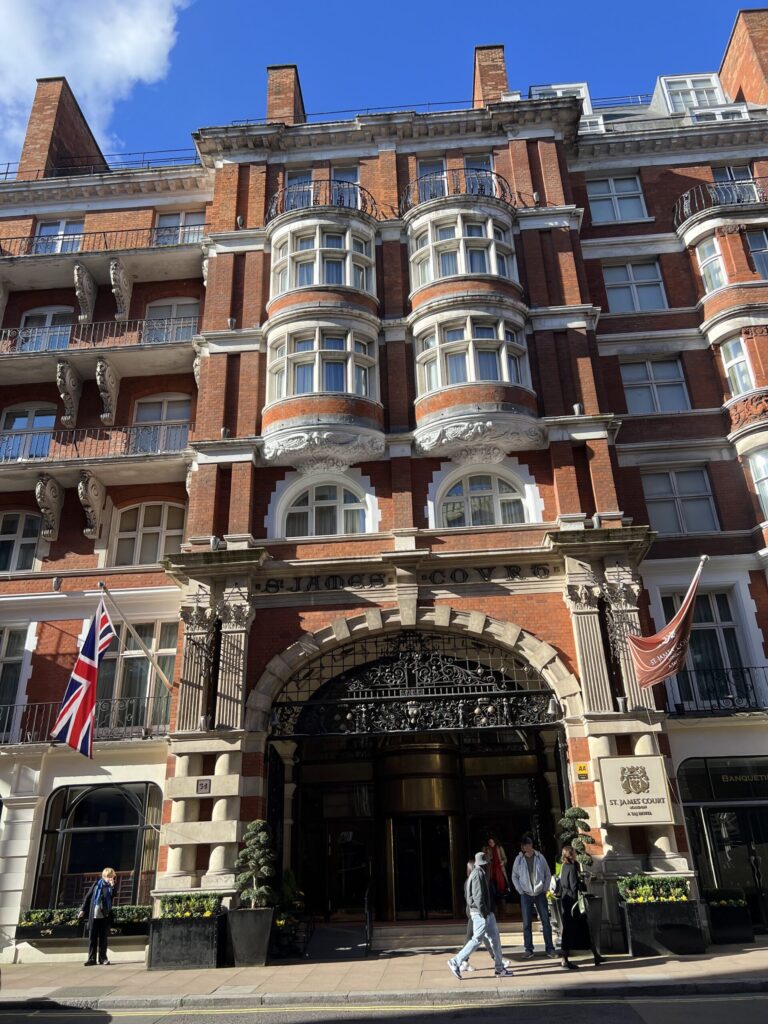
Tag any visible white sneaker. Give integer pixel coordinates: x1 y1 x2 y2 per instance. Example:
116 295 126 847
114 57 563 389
459 962 475 972
502 958 511 968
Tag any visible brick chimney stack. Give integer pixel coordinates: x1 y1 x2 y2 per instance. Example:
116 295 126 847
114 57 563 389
472 45 509 108
720 8 768 105
16 77 107 181
266 65 307 125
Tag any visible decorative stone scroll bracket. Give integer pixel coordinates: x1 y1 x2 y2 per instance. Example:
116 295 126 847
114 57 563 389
56 360 82 428
262 427 386 470
78 470 107 539
74 263 96 324
110 258 132 321
35 474 64 542
96 357 120 426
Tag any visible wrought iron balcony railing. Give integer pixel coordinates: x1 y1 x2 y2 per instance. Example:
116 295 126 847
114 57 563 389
266 179 379 223
0 423 191 464
0 695 171 744
673 177 768 227
0 316 200 354
400 169 517 216
0 223 208 258
665 666 768 716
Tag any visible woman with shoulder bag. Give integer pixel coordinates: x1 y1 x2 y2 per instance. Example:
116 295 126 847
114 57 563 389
559 846 603 970
78 867 116 966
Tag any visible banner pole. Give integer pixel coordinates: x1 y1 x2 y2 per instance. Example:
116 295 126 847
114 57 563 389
98 582 174 694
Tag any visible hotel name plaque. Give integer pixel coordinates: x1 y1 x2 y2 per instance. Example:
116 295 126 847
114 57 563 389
599 755 674 826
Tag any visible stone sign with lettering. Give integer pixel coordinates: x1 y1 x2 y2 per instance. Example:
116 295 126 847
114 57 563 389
599 755 673 826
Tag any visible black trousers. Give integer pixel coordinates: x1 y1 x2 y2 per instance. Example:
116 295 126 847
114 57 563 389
87 917 109 963
560 895 598 957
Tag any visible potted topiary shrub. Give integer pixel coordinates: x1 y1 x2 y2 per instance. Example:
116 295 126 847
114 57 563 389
148 893 226 970
617 874 707 956
228 820 278 967
704 888 754 944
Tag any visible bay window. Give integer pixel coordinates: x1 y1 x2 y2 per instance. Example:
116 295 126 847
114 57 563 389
268 327 377 401
409 211 516 288
415 317 528 395
271 221 375 296
721 337 754 396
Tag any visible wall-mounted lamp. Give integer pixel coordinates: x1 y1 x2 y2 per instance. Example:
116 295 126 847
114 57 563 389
52 576 62 592
547 696 561 718
227 317 237 331
236 215 244 229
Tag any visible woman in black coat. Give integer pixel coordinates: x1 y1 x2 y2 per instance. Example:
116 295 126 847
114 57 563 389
559 846 603 970
78 867 116 966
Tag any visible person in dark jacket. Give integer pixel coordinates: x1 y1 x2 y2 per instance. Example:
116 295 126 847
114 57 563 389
558 846 603 970
78 867 116 966
448 851 512 980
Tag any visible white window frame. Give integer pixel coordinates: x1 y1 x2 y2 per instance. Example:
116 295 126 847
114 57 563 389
620 359 690 414
17 306 74 352
131 393 192 454
266 467 380 538
153 210 206 246
144 298 201 343
97 620 177 724
330 166 359 208
693 104 749 123
586 175 647 224
0 404 57 461
415 316 529 395
437 471 527 529
0 511 42 573
409 210 516 291
110 502 186 567
284 169 313 210
661 74 725 114
282 481 368 539
603 260 667 313
749 450 768 521
266 325 378 403
747 228 768 279
0 625 29 732
270 220 376 297
417 158 447 202
721 336 755 397
33 218 84 255
529 83 593 114
695 236 727 293
641 467 719 535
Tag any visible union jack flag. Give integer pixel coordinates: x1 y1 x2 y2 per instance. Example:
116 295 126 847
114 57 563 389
51 598 116 757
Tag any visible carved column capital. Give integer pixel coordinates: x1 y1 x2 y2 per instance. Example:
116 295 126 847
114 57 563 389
74 263 96 323
109 257 133 321
56 359 82 427
566 583 602 610
77 470 106 540
96 357 120 426
35 474 64 541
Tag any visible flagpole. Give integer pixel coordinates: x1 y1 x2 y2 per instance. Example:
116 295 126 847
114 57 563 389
98 582 174 695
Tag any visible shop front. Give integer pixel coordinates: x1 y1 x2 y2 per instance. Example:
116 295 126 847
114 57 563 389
679 756 768 930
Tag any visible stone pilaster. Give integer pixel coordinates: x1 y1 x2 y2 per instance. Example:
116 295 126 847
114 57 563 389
564 563 614 712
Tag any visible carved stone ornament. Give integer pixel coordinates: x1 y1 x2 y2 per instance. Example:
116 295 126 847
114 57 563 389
96 357 120 426
452 444 507 466
77 470 106 540
193 353 202 388
728 388 768 430
202 257 209 289
603 580 641 608
743 326 768 339
180 605 215 630
73 262 96 324
56 360 82 427
262 428 386 468
414 416 546 458
35 474 64 542
0 281 8 325
566 583 602 610
715 224 744 236
109 257 132 321
185 461 194 496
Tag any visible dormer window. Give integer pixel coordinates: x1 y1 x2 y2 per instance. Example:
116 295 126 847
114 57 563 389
692 104 749 123
529 83 592 115
662 75 724 114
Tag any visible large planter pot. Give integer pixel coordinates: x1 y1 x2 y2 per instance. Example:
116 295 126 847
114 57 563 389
109 921 151 937
708 904 755 944
148 916 228 970
228 908 274 967
621 900 707 957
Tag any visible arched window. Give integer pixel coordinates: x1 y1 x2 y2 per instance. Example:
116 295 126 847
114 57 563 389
0 511 41 571
415 316 528 395
284 482 367 538
131 394 191 454
144 299 200 344
438 472 526 528
267 327 378 402
17 306 74 352
0 405 57 461
112 502 185 565
33 783 162 908
410 210 516 289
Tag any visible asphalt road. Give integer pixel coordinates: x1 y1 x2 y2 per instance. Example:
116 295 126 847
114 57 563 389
4 994 768 1024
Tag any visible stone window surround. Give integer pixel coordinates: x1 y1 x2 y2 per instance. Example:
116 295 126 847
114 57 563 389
265 467 381 539
425 456 545 529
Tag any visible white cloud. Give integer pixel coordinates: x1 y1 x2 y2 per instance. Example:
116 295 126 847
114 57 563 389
0 0 188 167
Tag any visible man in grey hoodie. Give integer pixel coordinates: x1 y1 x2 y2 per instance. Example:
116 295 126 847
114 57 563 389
447 851 513 980
510 836 557 958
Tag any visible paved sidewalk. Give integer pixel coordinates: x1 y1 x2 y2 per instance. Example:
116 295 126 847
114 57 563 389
2 938 768 1009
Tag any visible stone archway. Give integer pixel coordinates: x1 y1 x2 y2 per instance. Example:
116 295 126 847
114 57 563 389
246 604 583 729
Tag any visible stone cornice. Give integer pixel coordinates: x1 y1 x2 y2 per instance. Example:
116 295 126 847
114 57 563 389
575 120 768 161
0 166 212 208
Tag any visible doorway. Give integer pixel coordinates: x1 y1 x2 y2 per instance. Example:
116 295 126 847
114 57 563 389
704 807 768 929
393 816 453 920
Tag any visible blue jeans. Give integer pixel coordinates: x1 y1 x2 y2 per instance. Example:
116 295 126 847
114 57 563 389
520 892 555 953
451 912 503 969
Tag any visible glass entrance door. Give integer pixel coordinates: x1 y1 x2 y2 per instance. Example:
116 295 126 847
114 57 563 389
393 816 453 920
705 807 768 929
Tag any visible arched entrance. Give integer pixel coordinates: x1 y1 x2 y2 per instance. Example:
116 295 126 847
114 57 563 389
262 623 572 923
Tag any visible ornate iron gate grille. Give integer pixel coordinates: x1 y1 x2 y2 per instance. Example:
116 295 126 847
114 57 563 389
270 630 555 737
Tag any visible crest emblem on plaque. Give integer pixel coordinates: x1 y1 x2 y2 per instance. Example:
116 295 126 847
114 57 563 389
620 765 651 795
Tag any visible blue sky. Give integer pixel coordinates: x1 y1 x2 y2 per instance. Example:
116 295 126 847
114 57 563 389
0 1 756 164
